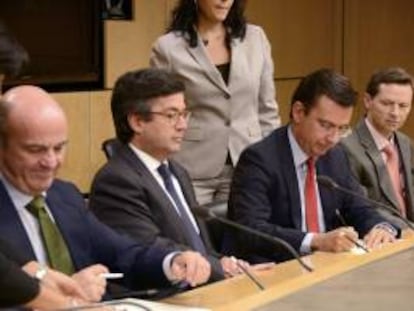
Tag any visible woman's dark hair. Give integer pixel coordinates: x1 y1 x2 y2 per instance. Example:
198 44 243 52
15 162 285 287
0 21 29 77
167 0 247 47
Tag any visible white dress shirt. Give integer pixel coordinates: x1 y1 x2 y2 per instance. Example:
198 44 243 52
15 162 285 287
287 127 326 253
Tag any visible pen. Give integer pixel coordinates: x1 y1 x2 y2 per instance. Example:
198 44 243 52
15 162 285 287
335 209 369 253
99 272 124 279
343 235 370 253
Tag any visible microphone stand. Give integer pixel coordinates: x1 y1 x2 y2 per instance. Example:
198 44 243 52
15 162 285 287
209 249 265 291
317 176 414 231
198 209 313 272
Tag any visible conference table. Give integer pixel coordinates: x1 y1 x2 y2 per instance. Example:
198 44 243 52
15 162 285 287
163 230 414 310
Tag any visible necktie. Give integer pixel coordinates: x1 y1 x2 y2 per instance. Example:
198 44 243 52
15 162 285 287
383 144 406 217
26 196 75 275
157 164 207 255
305 158 320 232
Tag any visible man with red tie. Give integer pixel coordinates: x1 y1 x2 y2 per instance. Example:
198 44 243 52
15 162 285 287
225 68 397 263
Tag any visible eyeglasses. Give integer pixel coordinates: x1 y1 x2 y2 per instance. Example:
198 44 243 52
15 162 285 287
317 118 350 137
149 109 191 125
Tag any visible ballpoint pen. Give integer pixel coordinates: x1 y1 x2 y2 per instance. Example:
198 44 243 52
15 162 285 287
99 272 124 279
335 209 370 253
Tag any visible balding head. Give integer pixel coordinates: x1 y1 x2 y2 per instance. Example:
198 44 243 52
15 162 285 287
0 85 67 147
0 85 68 195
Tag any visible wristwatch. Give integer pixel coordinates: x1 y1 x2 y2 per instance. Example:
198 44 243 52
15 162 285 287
34 264 48 281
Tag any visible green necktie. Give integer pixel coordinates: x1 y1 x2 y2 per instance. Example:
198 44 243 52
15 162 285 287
26 196 75 275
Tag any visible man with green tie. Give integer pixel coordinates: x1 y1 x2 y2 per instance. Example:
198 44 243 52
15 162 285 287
0 85 211 301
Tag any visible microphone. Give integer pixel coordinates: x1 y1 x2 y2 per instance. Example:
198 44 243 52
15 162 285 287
193 207 314 272
317 175 414 231
208 249 265 291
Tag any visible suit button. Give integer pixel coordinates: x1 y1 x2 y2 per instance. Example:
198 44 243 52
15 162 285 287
224 93 231 99
225 120 231 126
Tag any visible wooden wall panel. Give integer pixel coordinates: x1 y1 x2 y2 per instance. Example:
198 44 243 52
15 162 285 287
275 79 301 125
344 0 414 136
245 0 343 78
105 0 169 88
54 92 91 190
90 91 114 175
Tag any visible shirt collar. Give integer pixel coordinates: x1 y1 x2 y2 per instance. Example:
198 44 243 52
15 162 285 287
128 143 168 171
0 173 46 211
364 118 395 150
288 125 309 169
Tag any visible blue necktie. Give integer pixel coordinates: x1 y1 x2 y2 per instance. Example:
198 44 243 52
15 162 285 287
157 164 207 255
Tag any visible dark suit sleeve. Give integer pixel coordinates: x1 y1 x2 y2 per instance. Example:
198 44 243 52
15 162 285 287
90 168 189 251
89 164 224 282
226 146 306 262
0 252 39 307
331 147 400 236
0 238 32 266
53 181 172 290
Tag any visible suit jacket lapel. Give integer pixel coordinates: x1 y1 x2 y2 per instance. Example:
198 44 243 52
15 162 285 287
395 133 414 219
316 160 337 230
356 121 399 208
169 162 197 208
44 187 78 267
228 38 244 90
169 162 213 248
279 128 302 229
119 147 198 246
0 181 37 259
187 40 229 95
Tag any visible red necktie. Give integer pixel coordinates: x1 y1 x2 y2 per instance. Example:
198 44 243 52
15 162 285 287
383 144 406 217
305 158 320 232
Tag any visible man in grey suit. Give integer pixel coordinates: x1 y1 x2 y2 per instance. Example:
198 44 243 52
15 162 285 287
89 68 267 287
341 67 414 227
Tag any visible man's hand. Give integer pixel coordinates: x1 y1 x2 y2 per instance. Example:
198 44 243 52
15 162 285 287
220 256 275 278
23 261 88 301
171 251 210 287
363 226 396 249
220 256 245 277
71 264 109 302
311 227 358 252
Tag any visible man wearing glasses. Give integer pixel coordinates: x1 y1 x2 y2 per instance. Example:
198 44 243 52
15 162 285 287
224 68 398 264
89 68 261 290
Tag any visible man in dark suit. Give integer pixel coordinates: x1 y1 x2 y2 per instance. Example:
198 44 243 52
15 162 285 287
225 68 398 263
89 68 266 281
0 85 211 302
341 67 414 227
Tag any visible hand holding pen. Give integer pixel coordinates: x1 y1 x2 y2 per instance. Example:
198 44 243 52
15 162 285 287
335 209 369 253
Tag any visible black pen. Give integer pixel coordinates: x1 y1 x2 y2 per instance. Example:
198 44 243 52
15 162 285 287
335 209 370 253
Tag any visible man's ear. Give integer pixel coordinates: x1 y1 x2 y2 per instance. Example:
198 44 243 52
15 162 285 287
363 92 372 111
127 113 143 135
291 101 305 123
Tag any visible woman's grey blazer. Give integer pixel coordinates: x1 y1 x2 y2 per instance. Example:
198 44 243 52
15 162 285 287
150 24 281 179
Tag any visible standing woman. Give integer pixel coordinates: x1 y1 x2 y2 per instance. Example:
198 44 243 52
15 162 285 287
151 0 281 205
